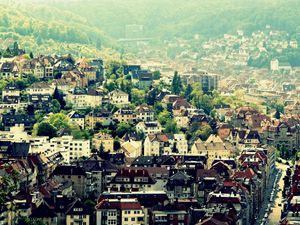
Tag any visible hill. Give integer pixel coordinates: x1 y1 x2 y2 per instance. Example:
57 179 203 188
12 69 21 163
0 1 117 58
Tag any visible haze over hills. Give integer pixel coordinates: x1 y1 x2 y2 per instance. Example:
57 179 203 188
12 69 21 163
43 0 300 39
1 0 300 56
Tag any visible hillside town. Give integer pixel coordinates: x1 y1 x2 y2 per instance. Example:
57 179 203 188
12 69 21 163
0 26 300 225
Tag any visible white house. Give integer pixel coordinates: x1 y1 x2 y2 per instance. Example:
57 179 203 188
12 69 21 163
143 133 188 156
109 89 130 106
136 121 162 135
65 88 102 108
135 105 155 122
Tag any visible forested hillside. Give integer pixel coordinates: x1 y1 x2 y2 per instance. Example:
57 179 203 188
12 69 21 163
0 1 116 58
1 0 300 55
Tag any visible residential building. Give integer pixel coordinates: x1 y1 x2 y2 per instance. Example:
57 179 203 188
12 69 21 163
66 199 90 225
136 121 162 135
106 167 157 192
2 85 20 103
135 105 154 122
0 61 20 79
113 108 136 123
191 135 235 167
65 87 102 109
166 171 194 201
96 198 145 225
92 132 114 152
109 89 130 106
2 111 35 131
30 135 90 164
28 82 55 109
52 165 93 199
68 111 85 129
85 109 112 128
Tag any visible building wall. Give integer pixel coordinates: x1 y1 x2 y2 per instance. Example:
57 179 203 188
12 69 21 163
66 214 90 225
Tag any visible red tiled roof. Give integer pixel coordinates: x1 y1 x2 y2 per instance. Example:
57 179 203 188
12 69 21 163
233 168 256 179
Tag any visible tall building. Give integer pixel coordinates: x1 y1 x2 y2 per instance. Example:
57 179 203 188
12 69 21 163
180 70 219 93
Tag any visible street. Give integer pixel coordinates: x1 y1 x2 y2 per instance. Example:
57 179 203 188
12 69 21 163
255 162 289 225
267 162 289 224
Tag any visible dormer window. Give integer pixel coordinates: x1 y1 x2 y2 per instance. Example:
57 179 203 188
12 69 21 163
74 208 83 212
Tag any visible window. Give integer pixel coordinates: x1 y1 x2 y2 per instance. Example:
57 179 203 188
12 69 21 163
178 215 185 220
131 218 135 221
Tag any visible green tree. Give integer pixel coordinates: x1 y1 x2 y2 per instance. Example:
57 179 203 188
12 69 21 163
184 84 193 101
34 122 57 138
171 71 182 95
158 110 172 126
191 85 213 114
115 123 134 137
154 102 164 115
47 113 70 130
153 71 161 80
53 87 66 109
49 99 61 113
131 88 146 105
147 88 157 106
113 139 121 151
274 109 281 119
196 124 213 141
164 119 179 133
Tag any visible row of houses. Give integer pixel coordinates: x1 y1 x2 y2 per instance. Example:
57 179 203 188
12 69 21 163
0 142 276 225
0 55 103 81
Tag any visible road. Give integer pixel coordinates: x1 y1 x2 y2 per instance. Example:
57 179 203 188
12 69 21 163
255 162 289 225
267 162 289 225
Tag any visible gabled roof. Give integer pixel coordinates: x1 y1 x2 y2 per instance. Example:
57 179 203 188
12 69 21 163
233 168 256 180
147 133 169 143
206 135 223 143
111 167 155 184
169 171 191 181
